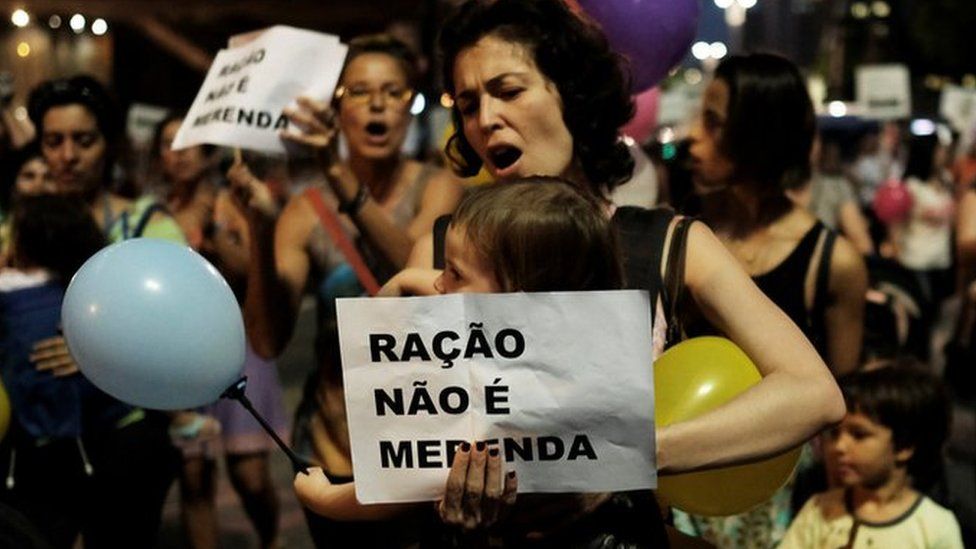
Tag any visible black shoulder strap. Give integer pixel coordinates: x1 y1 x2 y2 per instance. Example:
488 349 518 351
432 214 452 270
664 217 693 348
813 228 837 316
131 202 170 239
612 206 674 289
612 206 676 329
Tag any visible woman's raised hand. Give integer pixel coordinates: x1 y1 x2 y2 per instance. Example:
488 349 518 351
226 157 278 220
281 96 340 166
437 441 518 532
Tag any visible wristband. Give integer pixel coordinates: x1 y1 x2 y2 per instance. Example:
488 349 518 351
338 184 369 216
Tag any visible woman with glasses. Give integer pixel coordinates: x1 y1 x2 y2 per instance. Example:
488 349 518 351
227 33 462 547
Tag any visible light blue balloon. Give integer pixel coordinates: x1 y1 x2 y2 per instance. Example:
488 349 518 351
62 238 245 410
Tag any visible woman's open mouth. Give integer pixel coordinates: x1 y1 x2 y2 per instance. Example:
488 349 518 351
365 121 390 144
488 145 523 176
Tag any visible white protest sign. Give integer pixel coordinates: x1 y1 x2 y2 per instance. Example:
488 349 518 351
658 81 702 126
940 85 976 134
172 26 347 154
126 103 169 147
337 291 656 504
856 64 912 120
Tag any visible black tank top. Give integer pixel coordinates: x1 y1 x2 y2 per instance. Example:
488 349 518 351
688 222 833 357
753 222 828 348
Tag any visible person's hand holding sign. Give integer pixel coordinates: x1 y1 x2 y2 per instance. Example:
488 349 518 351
280 96 340 160
280 96 361 206
438 441 518 532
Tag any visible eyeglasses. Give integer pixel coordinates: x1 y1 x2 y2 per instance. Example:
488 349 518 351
335 84 414 106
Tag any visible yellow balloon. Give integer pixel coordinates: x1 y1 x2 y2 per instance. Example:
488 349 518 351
654 336 801 516
0 377 10 442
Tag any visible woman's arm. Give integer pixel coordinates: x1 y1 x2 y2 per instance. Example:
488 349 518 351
657 221 845 474
406 233 436 269
227 160 313 359
837 202 874 255
957 189 976 289
206 191 251 280
822 236 868 376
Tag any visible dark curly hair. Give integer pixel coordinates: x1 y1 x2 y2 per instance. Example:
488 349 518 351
27 75 121 186
439 0 635 196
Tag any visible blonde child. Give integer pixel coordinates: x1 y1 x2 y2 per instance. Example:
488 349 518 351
293 178 626 526
780 364 963 548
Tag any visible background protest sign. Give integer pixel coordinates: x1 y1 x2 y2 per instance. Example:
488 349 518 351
337 291 656 504
172 26 346 154
855 64 912 120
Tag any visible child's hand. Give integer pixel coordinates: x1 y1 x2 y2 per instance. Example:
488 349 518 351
30 336 78 377
293 466 331 505
379 268 442 297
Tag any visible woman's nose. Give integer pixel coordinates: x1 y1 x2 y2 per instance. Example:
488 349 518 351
478 97 502 133
59 141 79 162
369 91 386 112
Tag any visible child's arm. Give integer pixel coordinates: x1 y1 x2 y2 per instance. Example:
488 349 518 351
378 268 440 297
292 468 416 521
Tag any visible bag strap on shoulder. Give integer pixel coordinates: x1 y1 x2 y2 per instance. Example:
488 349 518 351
303 187 381 296
612 206 674 300
663 216 693 348
131 202 170 239
813 228 837 317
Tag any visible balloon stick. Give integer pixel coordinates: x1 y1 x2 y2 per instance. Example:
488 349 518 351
222 377 309 474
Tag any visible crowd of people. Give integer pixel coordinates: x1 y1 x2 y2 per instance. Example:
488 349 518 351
0 0 973 547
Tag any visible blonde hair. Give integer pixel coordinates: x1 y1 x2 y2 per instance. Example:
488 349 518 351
452 177 623 292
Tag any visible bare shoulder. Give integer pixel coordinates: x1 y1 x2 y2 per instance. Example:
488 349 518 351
683 219 737 286
777 206 820 240
828 233 867 285
276 191 319 244
420 163 464 197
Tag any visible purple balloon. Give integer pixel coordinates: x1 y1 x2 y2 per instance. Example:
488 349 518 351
579 0 700 92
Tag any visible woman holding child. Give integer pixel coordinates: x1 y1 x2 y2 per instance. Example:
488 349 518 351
429 0 843 500
234 1 846 545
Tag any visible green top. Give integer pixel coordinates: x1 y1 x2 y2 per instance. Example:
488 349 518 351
105 195 186 245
